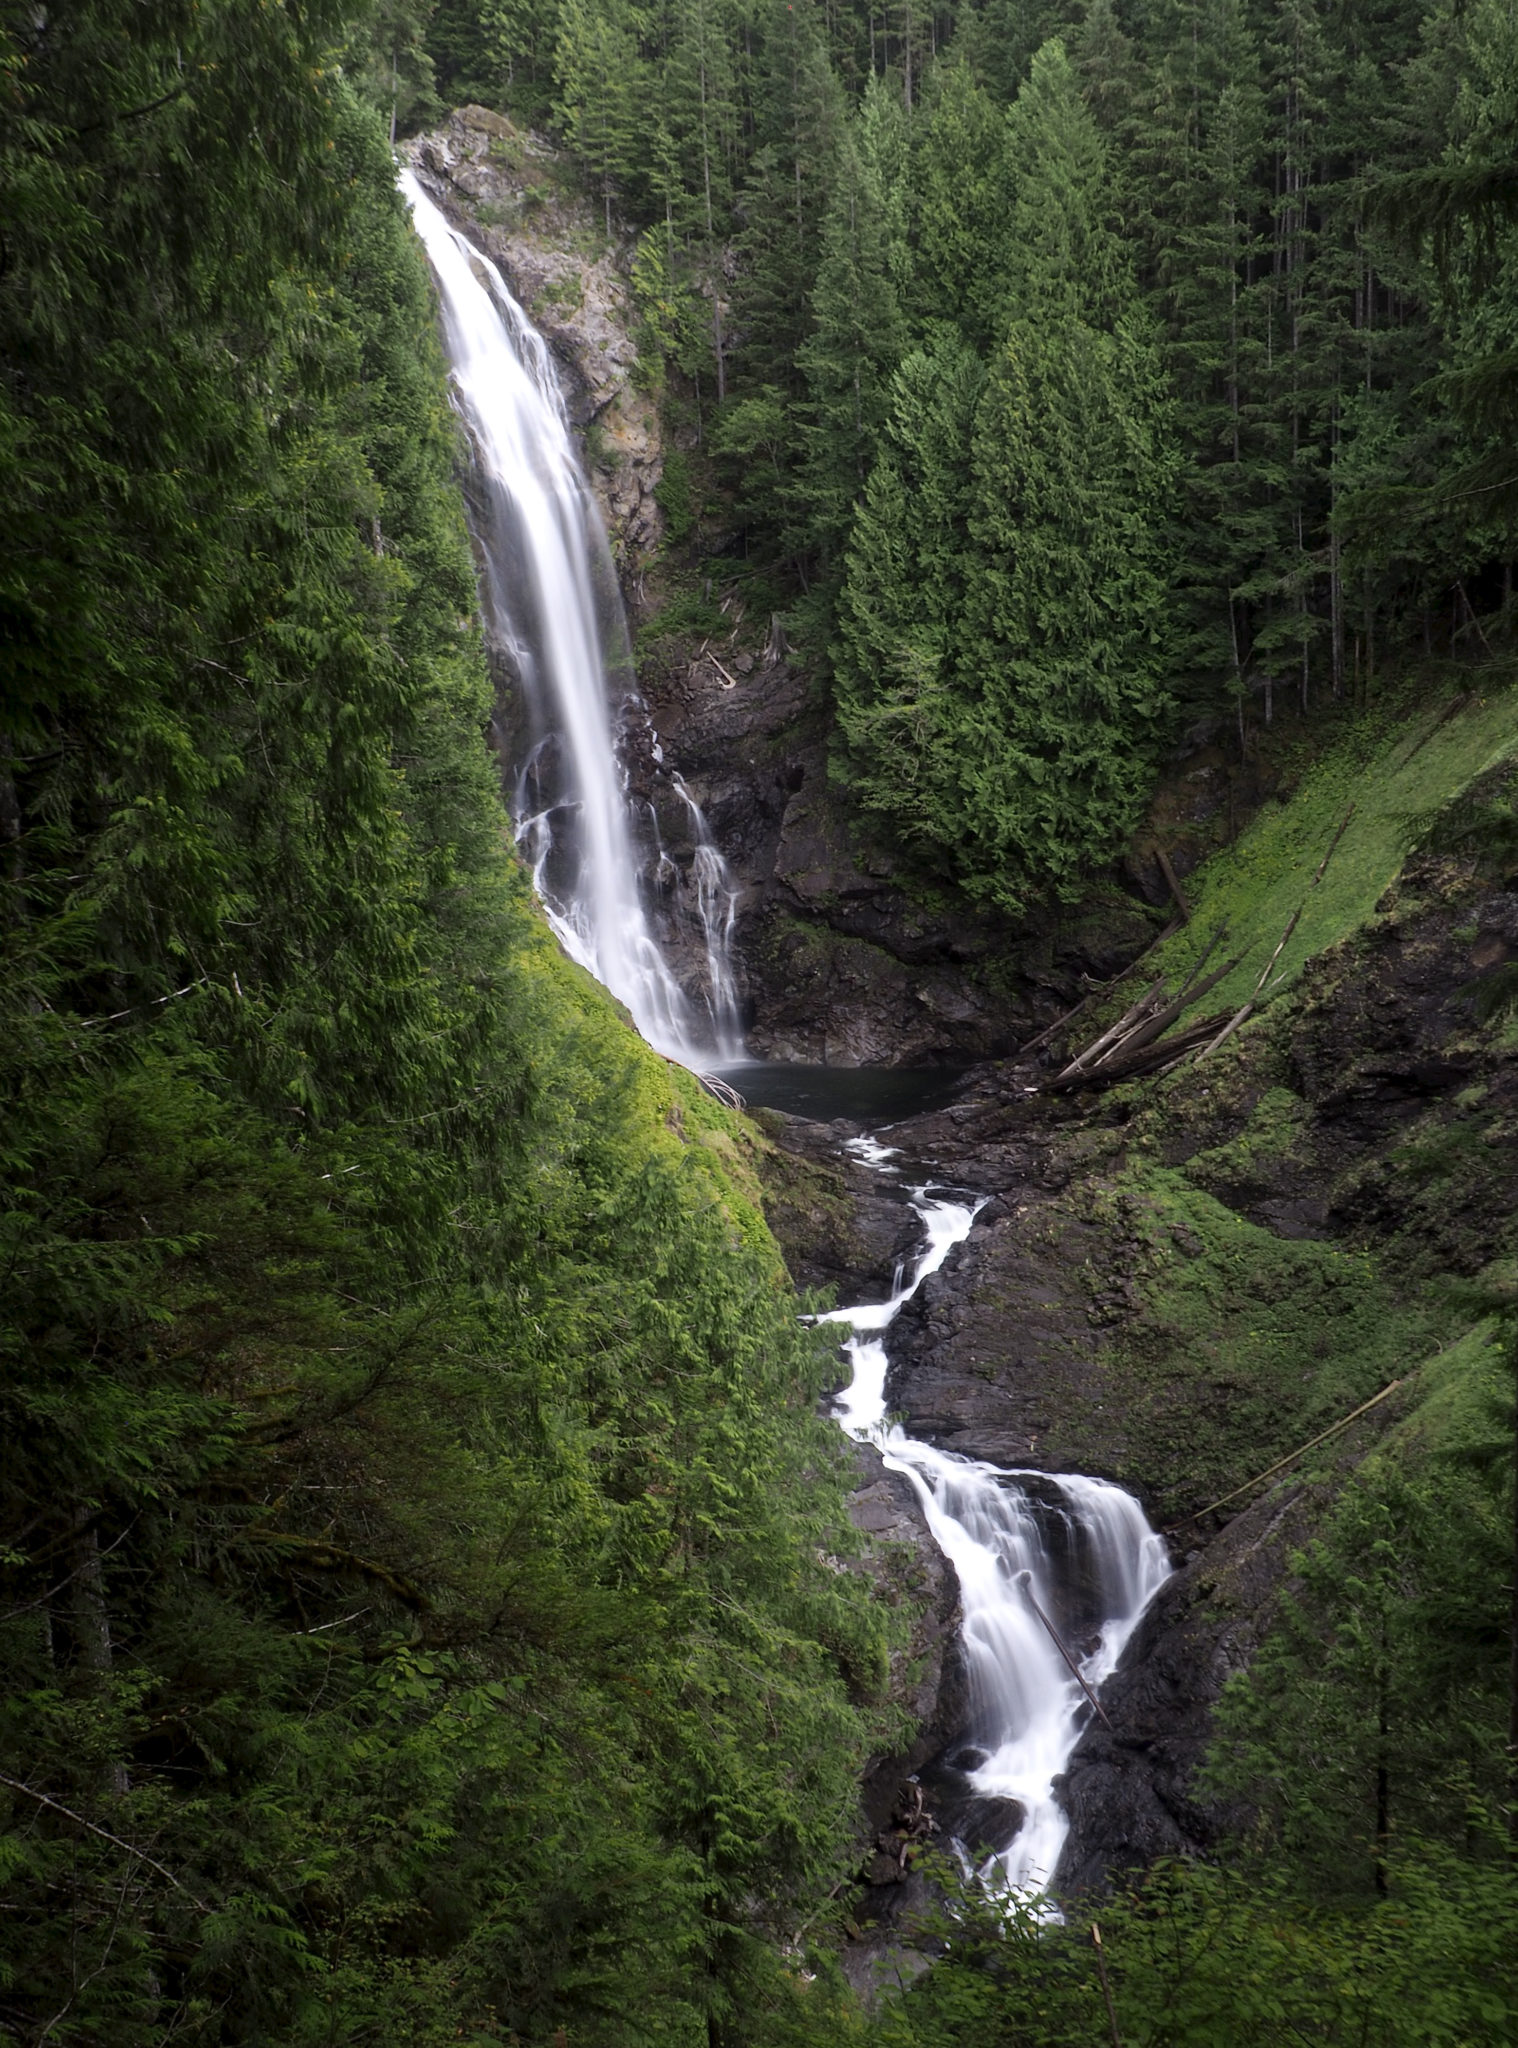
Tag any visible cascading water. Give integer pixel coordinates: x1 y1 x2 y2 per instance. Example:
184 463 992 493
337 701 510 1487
401 170 739 1063
673 777 743 1059
823 1163 1170 1900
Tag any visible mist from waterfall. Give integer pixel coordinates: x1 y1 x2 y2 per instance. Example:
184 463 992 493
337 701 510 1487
822 1164 1170 1900
401 170 739 1064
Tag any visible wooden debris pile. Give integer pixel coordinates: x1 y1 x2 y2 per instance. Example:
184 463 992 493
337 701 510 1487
1045 805 1356 1093
1047 934 1240 1090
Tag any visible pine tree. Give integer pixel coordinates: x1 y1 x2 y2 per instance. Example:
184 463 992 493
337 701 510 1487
958 0 1078 105
1131 0 1273 699
660 0 741 401
833 331 986 844
718 0 846 554
1003 33 1126 323
954 307 1180 904
795 118 906 574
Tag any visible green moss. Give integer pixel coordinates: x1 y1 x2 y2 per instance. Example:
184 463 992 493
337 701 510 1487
634 585 728 658
535 265 585 314
1141 675 1518 1027
1182 1084 1311 1194
1090 1166 1443 1522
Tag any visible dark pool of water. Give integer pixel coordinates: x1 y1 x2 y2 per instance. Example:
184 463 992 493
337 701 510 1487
712 1061 970 1125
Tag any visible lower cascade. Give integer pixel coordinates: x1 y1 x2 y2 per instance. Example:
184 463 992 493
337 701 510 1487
400 169 741 1064
824 1156 1171 1899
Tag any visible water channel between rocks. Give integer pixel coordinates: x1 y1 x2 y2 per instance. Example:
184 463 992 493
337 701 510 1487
818 1134 1171 1901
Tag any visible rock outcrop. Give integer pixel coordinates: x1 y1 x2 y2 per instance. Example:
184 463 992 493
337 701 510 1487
404 108 1274 1069
757 832 1518 1899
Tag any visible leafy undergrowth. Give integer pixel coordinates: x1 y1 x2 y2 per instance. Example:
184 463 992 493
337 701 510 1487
857 1837 1518 2046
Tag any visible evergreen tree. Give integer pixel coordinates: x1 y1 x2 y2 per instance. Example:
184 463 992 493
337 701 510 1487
553 0 647 234
795 118 906 574
660 0 742 400
1132 0 1273 696
1003 32 1126 323
718 0 846 553
833 331 987 842
836 39 1178 909
951 306 1179 906
902 59 1017 350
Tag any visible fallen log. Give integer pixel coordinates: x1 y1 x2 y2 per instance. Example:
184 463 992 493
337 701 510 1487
1084 1013 1230 1085
1047 1010 1230 1091
1086 953 1243 1072
1156 846 1191 923
1052 979 1167 1086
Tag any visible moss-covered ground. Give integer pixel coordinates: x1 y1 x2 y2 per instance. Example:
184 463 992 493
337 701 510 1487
1125 668 1518 1026
1067 1164 1447 1525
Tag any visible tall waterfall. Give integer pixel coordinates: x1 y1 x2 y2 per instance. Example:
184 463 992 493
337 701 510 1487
824 1166 1170 1899
401 171 734 1064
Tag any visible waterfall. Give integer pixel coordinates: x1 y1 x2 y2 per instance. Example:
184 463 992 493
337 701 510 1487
401 171 737 1063
672 777 743 1059
822 1176 1170 1901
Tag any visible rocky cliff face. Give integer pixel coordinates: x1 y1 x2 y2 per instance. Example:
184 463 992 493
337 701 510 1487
405 109 1257 1068
634 622 1186 1066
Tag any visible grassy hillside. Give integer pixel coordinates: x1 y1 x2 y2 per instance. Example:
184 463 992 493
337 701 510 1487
1146 674 1518 1025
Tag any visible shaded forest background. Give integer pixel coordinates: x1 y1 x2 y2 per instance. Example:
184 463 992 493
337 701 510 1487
426 0 1518 909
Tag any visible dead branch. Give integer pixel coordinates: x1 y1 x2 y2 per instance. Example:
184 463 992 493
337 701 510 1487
0 1774 207 1908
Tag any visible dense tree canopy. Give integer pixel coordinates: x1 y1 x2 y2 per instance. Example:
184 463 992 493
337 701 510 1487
0 5 897 2039
5 0 1518 2034
434 0 1518 901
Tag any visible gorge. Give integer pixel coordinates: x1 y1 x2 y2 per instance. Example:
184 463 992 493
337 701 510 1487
404 152 1179 1911
4 4 1517 2039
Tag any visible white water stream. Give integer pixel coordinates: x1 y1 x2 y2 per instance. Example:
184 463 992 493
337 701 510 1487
673 776 743 1059
823 1164 1170 1900
402 170 740 1063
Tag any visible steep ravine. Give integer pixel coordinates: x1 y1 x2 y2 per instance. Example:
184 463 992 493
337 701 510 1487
757 813 1518 1914
407 104 1518 1924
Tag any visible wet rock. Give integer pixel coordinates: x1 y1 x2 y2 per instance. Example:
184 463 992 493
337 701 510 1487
779 846 1518 1906
848 1444 967 1872
754 1112 924 1299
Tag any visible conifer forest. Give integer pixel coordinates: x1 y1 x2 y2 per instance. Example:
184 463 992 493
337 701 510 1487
3 0 1518 2039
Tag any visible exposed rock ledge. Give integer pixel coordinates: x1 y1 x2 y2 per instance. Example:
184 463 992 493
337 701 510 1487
758 846 1518 1901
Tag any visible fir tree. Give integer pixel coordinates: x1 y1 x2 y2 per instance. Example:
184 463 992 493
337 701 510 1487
902 59 1017 350
836 39 1179 909
796 119 906 574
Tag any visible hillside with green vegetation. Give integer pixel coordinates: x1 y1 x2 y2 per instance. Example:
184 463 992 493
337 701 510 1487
0 10 897 2041
5 0 1518 2039
1149 674 1518 1020
427 0 1518 919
